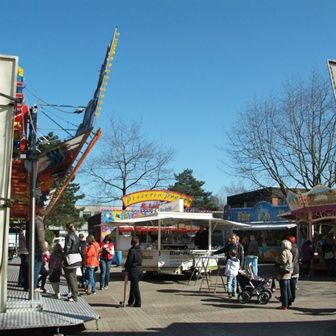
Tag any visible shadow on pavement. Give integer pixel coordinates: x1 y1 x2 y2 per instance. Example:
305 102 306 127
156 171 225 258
289 306 336 316
3 320 336 336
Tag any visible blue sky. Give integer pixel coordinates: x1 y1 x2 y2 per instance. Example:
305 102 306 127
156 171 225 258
2 0 336 200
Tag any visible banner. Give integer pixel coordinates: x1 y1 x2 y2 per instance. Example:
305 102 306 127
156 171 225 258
122 190 193 208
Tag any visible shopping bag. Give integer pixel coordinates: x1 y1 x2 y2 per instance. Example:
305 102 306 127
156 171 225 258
65 253 82 265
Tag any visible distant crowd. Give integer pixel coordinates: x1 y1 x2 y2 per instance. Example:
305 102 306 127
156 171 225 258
194 225 336 310
17 211 143 307
16 212 335 311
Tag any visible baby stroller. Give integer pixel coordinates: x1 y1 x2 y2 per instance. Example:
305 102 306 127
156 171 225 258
237 267 272 304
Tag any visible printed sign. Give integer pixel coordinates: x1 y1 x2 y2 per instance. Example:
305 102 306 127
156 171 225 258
122 190 193 208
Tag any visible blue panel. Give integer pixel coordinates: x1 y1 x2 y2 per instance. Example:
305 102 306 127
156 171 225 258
228 201 289 223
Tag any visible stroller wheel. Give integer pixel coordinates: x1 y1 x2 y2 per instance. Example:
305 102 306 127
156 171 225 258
238 291 250 304
257 291 270 305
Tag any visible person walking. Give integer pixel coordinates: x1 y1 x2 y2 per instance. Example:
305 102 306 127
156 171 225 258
34 208 48 290
83 234 100 295
17 227 29 291
125 236 143 307
99 235 115 290
224 249 240 298
48 243 63 299
63 223 82 302
37 241 50 292
275 239 293 310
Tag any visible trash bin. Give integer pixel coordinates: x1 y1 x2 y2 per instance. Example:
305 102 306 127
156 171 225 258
114 250 122 266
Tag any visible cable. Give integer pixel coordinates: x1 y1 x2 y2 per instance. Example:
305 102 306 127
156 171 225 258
39 109 73 137
27 107 50 144
25 86 86 114
39 127 78 131
39 106 80 128
38 103 86 114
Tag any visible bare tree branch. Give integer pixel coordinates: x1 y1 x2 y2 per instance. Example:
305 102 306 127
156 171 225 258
81 118 174 207
223 72 336 197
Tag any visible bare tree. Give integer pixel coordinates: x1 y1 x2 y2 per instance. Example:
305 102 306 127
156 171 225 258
82 119 174 207
224 72 336 197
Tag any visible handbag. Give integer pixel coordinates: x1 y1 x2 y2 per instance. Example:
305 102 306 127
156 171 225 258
65 253 82 265
279 263 292 273
275 262 292 274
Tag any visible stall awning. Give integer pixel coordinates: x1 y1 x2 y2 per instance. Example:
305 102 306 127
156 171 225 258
112 211 251 229
236 222 297 230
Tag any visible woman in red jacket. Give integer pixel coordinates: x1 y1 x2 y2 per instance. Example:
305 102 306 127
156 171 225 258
84 235 100 295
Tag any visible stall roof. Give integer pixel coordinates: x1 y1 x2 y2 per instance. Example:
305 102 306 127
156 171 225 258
236 222 297 230
112 211 250 229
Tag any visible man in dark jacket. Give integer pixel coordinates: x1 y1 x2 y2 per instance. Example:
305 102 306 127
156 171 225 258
194 225 209 250
125 236 143 307
213 234 237 259
63 223 81 302
235 234 245 269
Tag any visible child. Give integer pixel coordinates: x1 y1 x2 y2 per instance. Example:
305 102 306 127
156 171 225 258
224 249 240 298
38 241 50 292
48 243 63 299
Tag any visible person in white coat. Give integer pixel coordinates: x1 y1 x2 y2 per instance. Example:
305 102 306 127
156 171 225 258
224 249 240 298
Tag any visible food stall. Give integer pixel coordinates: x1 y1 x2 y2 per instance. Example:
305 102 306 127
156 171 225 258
113 210 249 275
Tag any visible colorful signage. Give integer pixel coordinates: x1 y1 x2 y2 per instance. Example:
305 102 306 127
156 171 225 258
287 185 336 211
101 208 156 224
122 190 193 208
228 201 289 223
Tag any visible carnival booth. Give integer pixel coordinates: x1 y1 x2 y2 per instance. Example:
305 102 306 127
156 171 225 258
112 207 249 275
226 201 297 262
282 185 336 274
88 190 249 275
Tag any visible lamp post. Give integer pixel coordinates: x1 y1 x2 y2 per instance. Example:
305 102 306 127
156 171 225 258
28 105 38 300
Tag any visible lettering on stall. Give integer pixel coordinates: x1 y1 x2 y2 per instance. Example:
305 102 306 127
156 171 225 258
169 251 192 256
142 255 154 260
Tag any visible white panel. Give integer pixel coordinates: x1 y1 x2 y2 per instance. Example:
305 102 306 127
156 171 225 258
0 55 18 313
327 59 336 100
0 55 18 105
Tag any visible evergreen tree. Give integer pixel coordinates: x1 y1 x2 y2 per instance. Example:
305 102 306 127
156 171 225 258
45 182 85 228
169 169 219 211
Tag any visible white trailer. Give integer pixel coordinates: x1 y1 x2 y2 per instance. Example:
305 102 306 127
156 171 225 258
113 211 249 275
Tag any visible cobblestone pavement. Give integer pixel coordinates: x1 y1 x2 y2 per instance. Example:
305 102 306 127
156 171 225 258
4 266 336 336
79 265 336 336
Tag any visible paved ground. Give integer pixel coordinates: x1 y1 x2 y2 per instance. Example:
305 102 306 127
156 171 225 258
4 266 336 336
